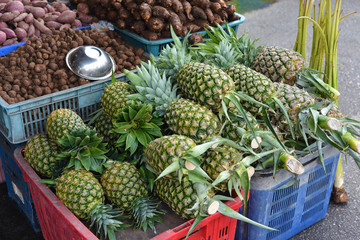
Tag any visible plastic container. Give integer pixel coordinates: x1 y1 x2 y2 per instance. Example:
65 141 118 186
0 134 41 232
0 41 27 57
115 13 245 57
0 73 127 144
235 144 340 240
14 144 244 240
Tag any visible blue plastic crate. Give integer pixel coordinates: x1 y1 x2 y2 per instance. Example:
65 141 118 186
0 41 27 57
0 134 41 232
0 73 128 144
236 145 340 240
115 13 245 57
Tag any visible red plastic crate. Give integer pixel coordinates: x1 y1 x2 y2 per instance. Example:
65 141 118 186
14 145 244 240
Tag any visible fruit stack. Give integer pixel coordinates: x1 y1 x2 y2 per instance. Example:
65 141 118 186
23 25 360 239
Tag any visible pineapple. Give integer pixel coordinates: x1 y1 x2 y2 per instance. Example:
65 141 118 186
176 61 235 113
56 169 127 240
101 161 164 231
165 98 221 143
226 64 275 116
92 111 119 152
46 108 86 141
201 144 244 192
252 46 306 86
154 177 214 219
124 62 222 142
271 82 316 136
100 81 133 120
24 134 61 178
101 161 148 211
143 135 196 178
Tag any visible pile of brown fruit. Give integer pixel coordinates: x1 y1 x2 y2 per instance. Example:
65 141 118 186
70 0 240 40
0 28 146 104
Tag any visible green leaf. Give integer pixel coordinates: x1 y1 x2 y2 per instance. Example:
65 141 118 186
273 97 295 139
186 215 205 239
212 170 231 187
156 161 180 180
262 109 288 153
218 202 277 231
79 149 91 170
275 177 297 190
134 129 148 147
125 133 136 151
188 171 211 184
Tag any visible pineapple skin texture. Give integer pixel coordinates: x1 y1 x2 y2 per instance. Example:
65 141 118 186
24 134 60 178
154 177 198 219
271 82 316 137
165 98 221 142
100 81 133 120
202 145 243 192
56 169 105 219
176 62 235 113
144 135 196 177
101 162 148 212
252 46 305 86
226 64 275 116
46 108 86 141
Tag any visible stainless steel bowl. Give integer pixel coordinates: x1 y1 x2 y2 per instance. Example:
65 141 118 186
66 45 116 81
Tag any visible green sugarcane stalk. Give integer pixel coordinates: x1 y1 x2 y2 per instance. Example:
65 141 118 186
299 0 356 204
294 0 315 59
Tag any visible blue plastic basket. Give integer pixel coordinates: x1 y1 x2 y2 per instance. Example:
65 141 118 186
0 134 41 232
0 41 27 57
0 73 128 144
115 13 245 57
235 145 340 240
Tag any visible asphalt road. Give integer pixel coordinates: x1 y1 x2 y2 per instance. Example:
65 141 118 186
236 0 360 239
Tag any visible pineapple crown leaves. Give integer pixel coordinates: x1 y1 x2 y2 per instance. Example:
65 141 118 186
130 196 166 232
193 22 263 67
56 127 108 174
150 25 192 80
88 204 130 240
296 68 340 101
124 62 179 118
195 41 242 69
111 101 163 155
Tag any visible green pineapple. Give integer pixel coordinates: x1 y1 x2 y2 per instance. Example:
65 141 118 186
46 109 86 141
100 81 133 120
176 61 235 113
165 98 221 142
226 64 275 116
101 161 164 231
56 169 127 240
154 177 214 219
201 144 244 192
252 46 306 86
143 135 196 178
24 134 61 178
271 82 316 136
92 111 119 152
124 62 222 142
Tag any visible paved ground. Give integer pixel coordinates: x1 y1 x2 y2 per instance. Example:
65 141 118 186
237 0 360 239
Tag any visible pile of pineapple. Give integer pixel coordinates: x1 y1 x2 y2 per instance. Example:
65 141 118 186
23 24 360 239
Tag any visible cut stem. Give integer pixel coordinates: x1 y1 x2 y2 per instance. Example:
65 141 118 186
318 115 342 130
279 152 304 175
